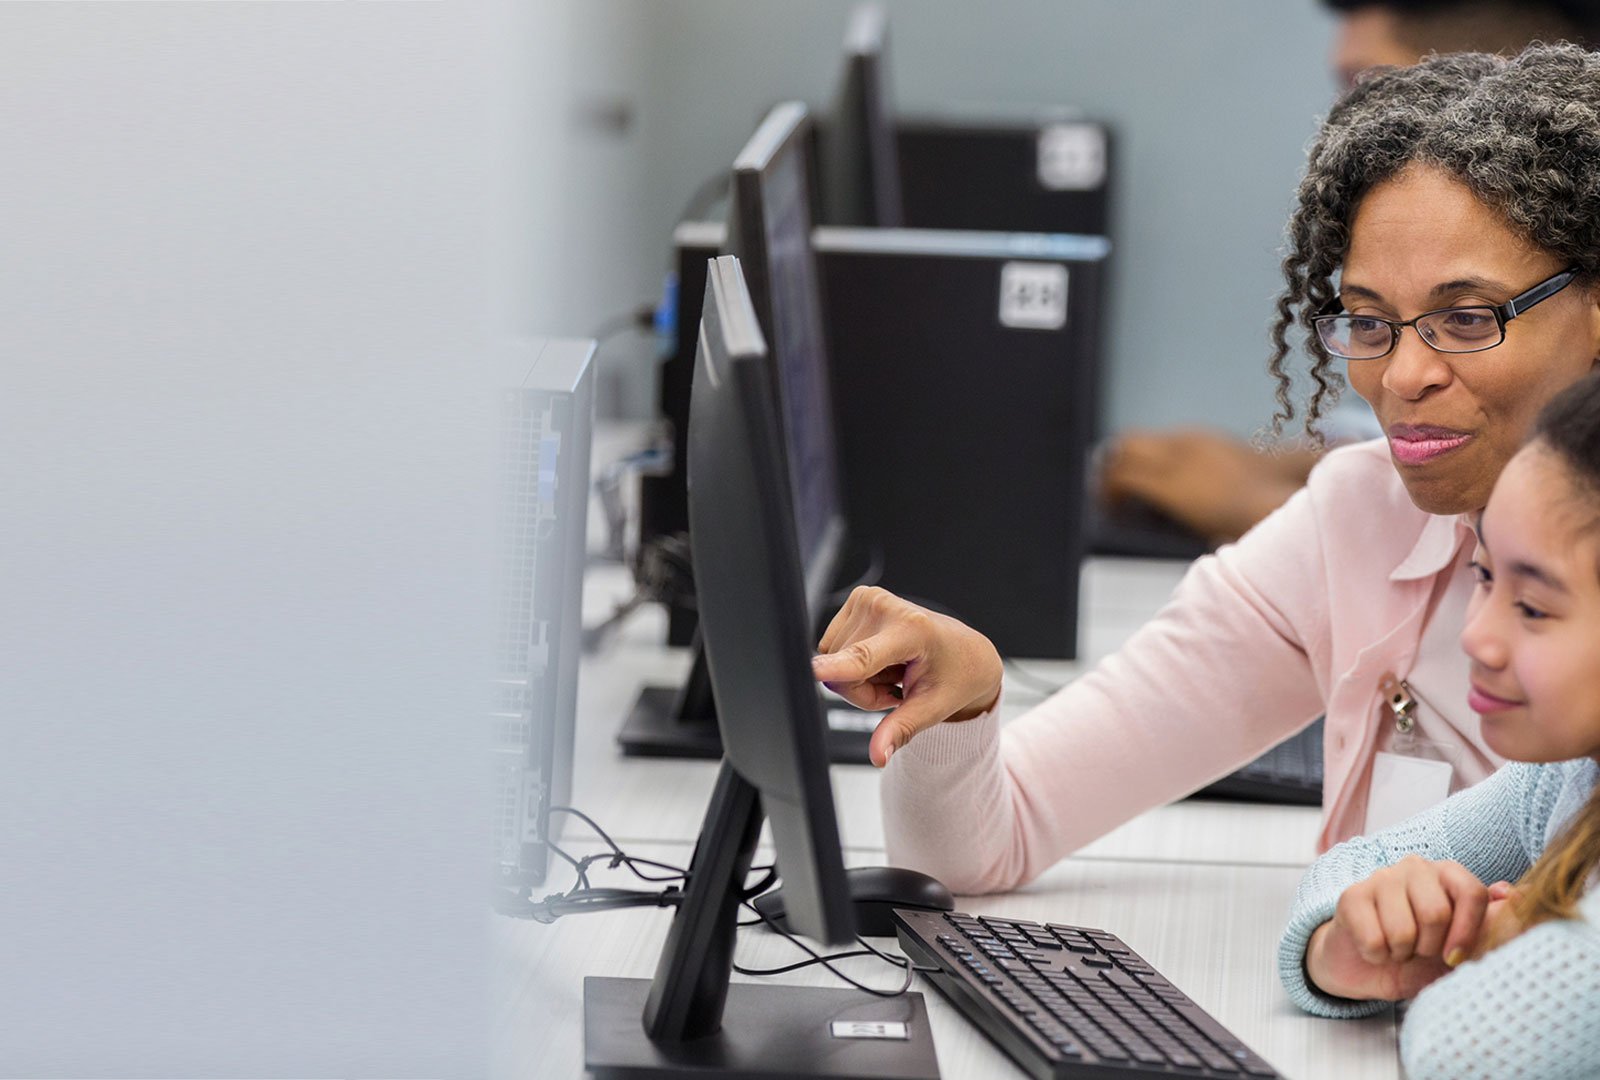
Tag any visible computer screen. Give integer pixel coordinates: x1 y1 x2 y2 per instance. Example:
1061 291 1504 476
490 339 593 906
583 257 936 1078
730 101 845 611
820 3 904 228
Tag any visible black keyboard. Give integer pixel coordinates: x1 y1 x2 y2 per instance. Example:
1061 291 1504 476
1196 718 1324 807
894 909 1282 1079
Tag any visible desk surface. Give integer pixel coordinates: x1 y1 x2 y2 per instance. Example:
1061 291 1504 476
514 426 1390 1078
495 840 1399 1080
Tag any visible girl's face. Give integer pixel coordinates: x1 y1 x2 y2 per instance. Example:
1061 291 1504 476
1461 444 1600 764
1342 165 1600 516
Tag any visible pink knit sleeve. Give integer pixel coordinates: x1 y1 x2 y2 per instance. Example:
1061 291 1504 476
879 481 1335 894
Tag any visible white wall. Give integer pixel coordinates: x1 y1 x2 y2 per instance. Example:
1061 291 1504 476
0 3 515 1072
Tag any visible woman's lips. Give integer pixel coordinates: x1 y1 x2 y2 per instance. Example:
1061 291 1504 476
1387 424 1473 466
1468 684 1521 714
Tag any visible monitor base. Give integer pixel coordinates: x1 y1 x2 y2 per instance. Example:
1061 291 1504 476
584 976 940 1080
618 686 874 765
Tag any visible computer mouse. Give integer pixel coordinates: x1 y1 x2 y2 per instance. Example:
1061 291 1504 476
751 865 955 938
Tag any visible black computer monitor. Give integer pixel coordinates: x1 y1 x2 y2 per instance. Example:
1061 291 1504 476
730 100 846 609
619 104 870 764
819 3 904 228
584 257 937 1080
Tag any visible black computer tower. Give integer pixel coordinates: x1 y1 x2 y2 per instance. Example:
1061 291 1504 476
815 228 1109 659
896 114 1113 238
639 221 724 646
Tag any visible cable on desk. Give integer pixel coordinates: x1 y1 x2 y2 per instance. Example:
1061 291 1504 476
854 930 941 975
525 808 784 923
735 900 917 997
550 805 691 884
529 807 931 995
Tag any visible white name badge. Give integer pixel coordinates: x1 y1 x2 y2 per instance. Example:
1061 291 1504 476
1364 750 1454 834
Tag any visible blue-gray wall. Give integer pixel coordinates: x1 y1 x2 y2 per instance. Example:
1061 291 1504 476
543 0 1338 436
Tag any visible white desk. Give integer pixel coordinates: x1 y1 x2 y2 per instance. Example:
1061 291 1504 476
499 597 1392 1078
493 839 1399 1080
523 434 1390 1078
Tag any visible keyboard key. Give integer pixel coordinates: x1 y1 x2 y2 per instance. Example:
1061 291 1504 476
1097 967 1136 988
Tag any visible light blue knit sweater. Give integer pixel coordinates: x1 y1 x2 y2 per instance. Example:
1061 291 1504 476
1279 758 1600 1080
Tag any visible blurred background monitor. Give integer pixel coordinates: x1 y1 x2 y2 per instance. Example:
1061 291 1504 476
729 101 846 607
619 103 872 764
818 3 904 228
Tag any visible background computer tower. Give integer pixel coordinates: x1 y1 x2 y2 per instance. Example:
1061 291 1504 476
491 338 594 899
814 228 1109 659
895 114 1113 239
639 221 724 647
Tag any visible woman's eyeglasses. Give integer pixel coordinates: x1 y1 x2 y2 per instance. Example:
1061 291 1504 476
1312 267 1580 361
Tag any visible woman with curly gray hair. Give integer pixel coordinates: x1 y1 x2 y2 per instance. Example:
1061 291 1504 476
809 45 1600 896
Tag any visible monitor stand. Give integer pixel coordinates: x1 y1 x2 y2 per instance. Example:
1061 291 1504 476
618 640 873 765
583 763 940 1080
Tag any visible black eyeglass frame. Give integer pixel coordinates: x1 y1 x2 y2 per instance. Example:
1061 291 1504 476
1312 267 1581 361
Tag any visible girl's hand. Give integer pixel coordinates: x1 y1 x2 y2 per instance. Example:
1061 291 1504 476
1305 856 1492 1001
811 586 1003 768
1468 880 1528 961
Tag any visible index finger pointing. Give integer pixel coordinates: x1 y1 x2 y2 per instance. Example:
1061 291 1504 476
811 625 922 684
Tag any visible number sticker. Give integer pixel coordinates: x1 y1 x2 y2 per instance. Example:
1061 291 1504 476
1038 123 1107 191
999 262 1069 330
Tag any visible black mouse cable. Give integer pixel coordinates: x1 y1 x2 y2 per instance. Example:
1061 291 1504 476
532 807 938 995
853 930 941 975
734 900 919 997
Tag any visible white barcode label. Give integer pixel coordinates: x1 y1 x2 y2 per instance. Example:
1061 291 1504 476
1038 123 1107 190
830 1020 909 1040
999 262 1069 330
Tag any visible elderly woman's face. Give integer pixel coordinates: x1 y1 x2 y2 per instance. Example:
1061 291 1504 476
1342 165 1600 515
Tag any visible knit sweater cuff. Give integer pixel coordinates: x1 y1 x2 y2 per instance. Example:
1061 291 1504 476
1278 896 1393 1020
892 699 1001 769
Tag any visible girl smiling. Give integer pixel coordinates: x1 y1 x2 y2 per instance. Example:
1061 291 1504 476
1280 373 1600 1078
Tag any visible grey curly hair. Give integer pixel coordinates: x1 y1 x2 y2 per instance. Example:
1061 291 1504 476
1269 42 1600 436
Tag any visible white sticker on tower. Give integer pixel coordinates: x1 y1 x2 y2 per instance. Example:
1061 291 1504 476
1037 122 1107 190
998 262 1069 330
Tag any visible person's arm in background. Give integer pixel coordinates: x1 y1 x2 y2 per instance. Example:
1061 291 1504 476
817 463 1347 895
1101 429 1321 545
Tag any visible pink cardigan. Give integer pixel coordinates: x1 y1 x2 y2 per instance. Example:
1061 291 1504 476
879 438 1502 894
